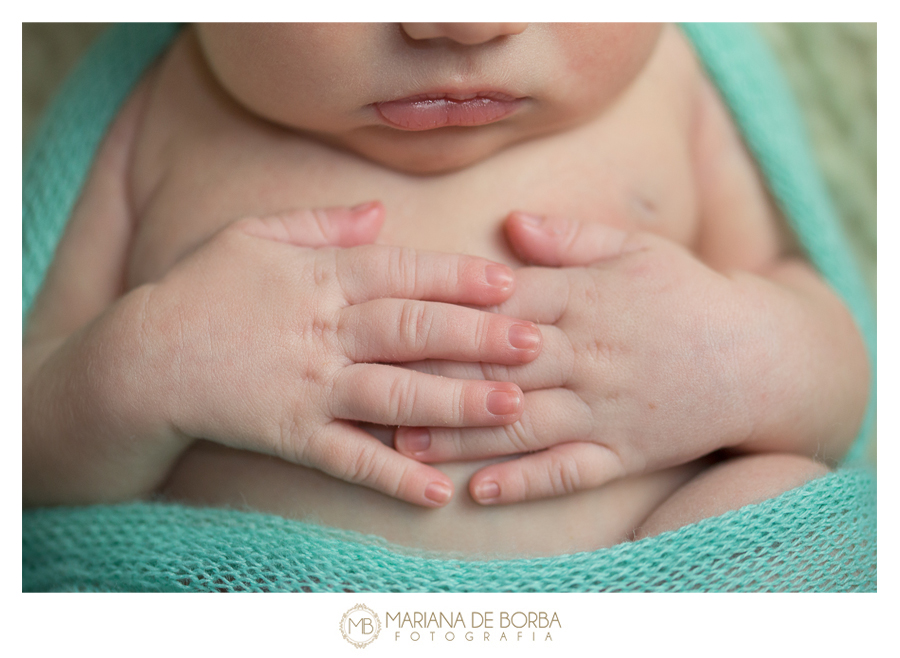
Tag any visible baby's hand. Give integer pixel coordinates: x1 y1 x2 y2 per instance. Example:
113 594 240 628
152 205 545 506
396 213 764 504
57 204 541 508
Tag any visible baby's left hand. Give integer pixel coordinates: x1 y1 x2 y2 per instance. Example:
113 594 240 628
396 212 767 504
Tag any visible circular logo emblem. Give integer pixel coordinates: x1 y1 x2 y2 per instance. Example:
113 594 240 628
340 604 381 648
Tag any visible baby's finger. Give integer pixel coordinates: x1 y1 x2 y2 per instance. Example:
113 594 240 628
403 324 574 390
331 364 524 427
395 388 590 460
504 211 648 267
304 420 454 507
340 299 541 365
489 267 570 325
235 201 385 247
335 245 515 307
468 442 628 505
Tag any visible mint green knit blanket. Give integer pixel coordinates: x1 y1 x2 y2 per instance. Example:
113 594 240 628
22 23 876 592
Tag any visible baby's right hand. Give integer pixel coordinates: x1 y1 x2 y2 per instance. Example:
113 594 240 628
130 203 540 507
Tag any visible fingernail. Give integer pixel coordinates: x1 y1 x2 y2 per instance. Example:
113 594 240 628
474 481 500 503
424 481 452 505
485 264 513 290
349 200 381 216
486 389 521 416
514 211 544 227
508 322 540 351
399 428 431 454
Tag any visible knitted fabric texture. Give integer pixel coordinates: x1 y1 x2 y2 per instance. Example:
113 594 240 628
23 470 875 592
22 23 876 592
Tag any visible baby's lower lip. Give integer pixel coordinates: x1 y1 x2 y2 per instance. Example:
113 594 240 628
374 93 524 131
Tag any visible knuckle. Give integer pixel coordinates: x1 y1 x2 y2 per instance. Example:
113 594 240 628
302 305 340 349
278 412 311 465
560 271 574 319
554 329 578 384
451 256 464 291
388 462 413 499
333 308 354 354
544 216 580 256
544 452 581 497
449 380 467 426
398 301 432 356
387 374 418 424
343 442 383 486
502 418 534 453
562 221 584 253
229 213 299 245
389 247 420 296
448 430 466 457
258 211 301 244
310 208 333 241
573 276 603 308
320 367 340 419
473 312 491 353
584 337 621 367
272 214 296 243
562 456 583 494
312 314 339 339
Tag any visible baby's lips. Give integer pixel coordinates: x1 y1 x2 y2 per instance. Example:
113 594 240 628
374 95 524 131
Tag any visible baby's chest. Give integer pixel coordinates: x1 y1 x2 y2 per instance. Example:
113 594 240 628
128 109 699 286
378 119 699 265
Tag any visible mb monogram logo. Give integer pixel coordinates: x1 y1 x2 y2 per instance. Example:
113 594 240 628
340 604 382 648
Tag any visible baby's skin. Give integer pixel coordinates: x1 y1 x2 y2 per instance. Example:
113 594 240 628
23 24 868 556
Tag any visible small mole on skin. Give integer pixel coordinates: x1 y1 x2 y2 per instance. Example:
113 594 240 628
648 402 657 410
632 194 658 223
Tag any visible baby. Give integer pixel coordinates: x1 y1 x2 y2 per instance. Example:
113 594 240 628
23 23 869 556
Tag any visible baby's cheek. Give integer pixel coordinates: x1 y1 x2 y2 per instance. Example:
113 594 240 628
558 23 662 71
551 23 663 109
195 23 382 133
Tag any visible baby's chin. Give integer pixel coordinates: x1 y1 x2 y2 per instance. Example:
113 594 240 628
321 124 538 176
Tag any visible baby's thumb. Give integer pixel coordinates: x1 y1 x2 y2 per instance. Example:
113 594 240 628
235 201 385 248
504 211 645 267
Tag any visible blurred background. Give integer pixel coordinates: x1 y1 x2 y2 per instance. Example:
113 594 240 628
23 23 108 145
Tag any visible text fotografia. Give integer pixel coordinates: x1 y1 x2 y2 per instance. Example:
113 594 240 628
387 611 561 642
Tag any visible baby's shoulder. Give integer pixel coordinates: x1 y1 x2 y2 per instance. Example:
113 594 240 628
639 25 713 128
128 29 241 216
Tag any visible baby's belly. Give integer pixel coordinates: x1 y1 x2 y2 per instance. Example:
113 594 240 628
161 439 703 557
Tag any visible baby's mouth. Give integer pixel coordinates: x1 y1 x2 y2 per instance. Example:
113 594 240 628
373 92 525 131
